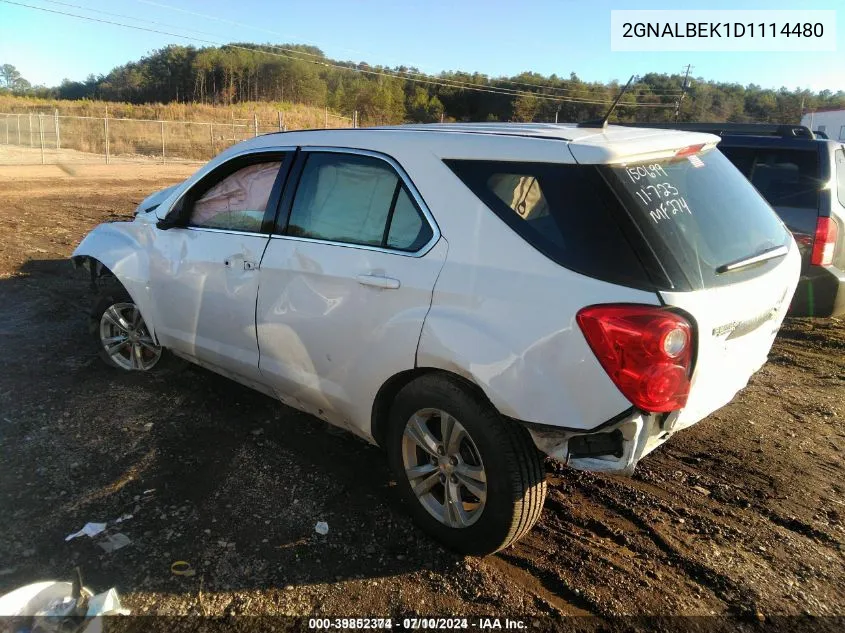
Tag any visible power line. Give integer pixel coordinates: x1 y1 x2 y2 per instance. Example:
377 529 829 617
1 0 675 107
136 0 683 98
14 0 678 106
674 64 693 122
38 0 241 41
134 0 683 98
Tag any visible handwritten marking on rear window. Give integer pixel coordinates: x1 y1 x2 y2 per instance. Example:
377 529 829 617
649 196 691 223
634 182 678 204
622 163 693 224
625 164 668 183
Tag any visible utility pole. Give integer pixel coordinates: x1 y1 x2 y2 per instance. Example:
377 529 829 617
675 64 693 122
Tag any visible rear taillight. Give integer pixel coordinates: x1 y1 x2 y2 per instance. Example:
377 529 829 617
576 305 693 413
811 217 838 266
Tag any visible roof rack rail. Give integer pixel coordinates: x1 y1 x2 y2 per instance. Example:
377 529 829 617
621 122 816 139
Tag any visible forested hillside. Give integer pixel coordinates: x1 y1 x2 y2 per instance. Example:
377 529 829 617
3 44 845 125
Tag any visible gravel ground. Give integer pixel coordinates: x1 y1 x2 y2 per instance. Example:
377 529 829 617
0 166 843 626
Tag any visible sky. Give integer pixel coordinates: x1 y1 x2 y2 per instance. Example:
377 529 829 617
0 0 843 92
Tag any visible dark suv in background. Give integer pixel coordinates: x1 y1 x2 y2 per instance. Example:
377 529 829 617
627 123 845 317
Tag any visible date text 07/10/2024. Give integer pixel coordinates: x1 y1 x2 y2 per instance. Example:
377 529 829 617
308 618 527 630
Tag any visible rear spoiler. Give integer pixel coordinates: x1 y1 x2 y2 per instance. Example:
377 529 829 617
620 122 816 140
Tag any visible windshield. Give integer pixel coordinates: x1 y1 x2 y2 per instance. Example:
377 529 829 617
601 148 791 290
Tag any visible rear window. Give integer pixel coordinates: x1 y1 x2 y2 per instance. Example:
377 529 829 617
444 160 654 290
718 146 821 211
602 148 791 289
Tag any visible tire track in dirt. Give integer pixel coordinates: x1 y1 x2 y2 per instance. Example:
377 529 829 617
652 448 841 546
555 473 762 616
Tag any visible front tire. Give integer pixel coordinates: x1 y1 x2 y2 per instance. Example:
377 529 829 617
387 373 547 555
90 283 169 372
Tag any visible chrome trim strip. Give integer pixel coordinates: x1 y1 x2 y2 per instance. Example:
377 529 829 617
268 233 440 258
184 227 268 238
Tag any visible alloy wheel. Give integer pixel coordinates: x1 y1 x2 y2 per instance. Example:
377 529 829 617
401 408 487 528
98 302 161 371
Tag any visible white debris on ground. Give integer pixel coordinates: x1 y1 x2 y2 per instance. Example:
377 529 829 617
64 523 106 541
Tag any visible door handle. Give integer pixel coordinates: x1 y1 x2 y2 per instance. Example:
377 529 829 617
356 274 400 289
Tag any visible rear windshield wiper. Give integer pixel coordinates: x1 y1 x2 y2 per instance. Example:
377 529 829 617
716 244 789 274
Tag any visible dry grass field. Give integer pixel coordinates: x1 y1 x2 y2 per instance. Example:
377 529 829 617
0 95 351 164
0 159 843 627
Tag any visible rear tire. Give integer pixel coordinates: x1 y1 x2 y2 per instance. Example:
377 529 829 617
387 373 547 555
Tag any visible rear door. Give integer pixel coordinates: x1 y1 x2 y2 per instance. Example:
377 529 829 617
256 148 446 436
600 147 800 426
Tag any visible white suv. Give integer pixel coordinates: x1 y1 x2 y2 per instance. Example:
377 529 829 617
73 123 800 554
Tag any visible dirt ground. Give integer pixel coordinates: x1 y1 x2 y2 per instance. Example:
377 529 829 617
0 144 203 166
0 164 843 625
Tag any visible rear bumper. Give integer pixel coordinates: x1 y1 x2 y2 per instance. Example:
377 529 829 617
526 410 684 475
789 264 845 317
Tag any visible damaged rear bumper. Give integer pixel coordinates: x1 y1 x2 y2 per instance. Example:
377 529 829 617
525 408 692 475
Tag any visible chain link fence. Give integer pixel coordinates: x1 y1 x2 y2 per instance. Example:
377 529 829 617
0 109 354 165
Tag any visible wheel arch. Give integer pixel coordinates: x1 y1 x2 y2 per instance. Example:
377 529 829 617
370 367 495 448
72 223 158 340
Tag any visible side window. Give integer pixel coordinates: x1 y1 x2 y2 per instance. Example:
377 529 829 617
488 174 549 219
188 161 282 232
836 150 845 207
387 188 433 250
839 126 845 141
443 159 652 289
287 152 432 251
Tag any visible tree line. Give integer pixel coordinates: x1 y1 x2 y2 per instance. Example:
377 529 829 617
3 44 845 126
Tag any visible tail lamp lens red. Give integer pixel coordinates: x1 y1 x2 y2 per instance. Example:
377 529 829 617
811 217 838 266
576 305 693 413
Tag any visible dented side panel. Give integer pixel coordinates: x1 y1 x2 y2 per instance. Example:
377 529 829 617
72 222 158 340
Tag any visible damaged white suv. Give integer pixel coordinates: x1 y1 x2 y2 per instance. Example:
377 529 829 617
73 123 799 554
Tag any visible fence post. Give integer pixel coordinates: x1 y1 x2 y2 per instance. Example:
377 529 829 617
253 113 258 137
29 113 34 147
54 109 60 149
231 112 235 143
38 113 45 165
161 121 166 164
3 115 7 145
324 107 328 128
17 114 21 145
103 117 110 164
278 111 283 132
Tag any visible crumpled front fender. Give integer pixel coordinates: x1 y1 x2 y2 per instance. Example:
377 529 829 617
72 222 157 340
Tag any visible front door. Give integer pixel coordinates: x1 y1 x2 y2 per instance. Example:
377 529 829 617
149 154 289 386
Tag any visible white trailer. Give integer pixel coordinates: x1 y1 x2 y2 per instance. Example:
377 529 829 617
801 110 845 140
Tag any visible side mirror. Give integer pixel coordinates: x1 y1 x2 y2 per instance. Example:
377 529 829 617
156 216 181 230
157 197 187 230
